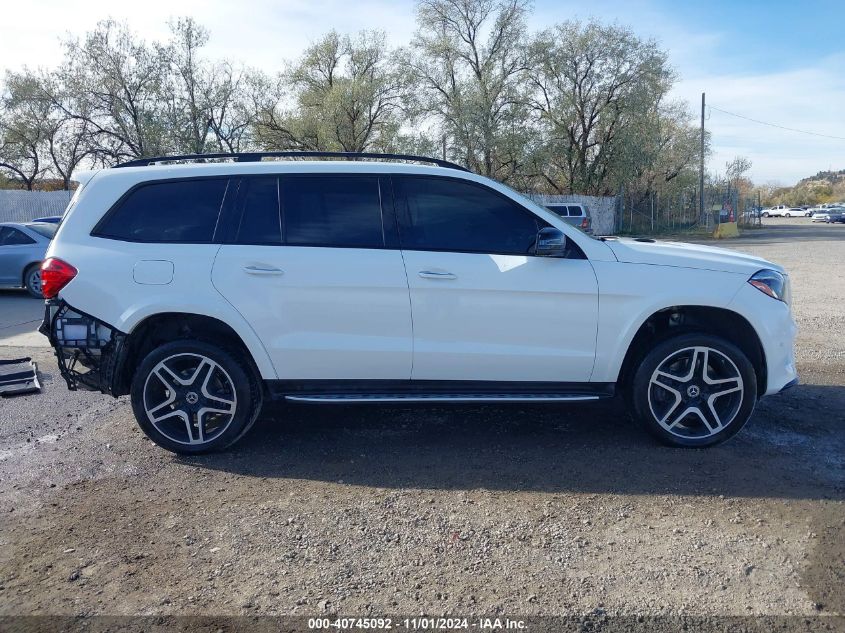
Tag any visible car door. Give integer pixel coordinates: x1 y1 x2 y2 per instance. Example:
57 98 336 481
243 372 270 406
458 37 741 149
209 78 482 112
0 226 37 286
393 175 599 383
211 174 413 380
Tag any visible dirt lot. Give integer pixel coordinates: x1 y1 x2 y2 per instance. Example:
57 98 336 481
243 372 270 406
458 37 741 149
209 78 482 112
0 219 843 626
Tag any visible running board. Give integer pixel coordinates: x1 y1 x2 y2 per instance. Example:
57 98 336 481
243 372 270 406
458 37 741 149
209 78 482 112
285 393 604 403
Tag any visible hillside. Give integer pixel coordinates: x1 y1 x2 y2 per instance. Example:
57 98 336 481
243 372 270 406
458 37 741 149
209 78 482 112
768 168 845 206
797 169 845 186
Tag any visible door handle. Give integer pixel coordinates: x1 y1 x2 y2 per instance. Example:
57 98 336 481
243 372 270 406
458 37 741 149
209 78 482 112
244 265 284 276
418 270 456 280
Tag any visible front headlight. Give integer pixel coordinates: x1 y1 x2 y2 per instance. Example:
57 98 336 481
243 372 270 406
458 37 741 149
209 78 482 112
749 269 788 302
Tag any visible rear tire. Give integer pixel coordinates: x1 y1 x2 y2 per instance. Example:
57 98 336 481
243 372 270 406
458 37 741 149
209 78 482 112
23 264 42 298
630 333 757 448
130 340 262 454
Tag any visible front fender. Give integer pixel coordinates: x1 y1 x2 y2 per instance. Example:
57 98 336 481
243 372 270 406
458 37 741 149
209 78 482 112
590 261 748 383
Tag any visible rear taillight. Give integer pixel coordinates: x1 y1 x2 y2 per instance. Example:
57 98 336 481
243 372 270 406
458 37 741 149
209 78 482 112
580 218 589 229
40 258 77 299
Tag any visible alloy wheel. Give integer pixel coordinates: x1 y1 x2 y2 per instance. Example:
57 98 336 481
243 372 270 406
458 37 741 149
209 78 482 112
27 269 42 294
648 346 744 440
142 353 237 446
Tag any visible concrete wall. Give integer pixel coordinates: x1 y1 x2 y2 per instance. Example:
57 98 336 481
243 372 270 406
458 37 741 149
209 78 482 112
0 190 73 223
528 193 619 235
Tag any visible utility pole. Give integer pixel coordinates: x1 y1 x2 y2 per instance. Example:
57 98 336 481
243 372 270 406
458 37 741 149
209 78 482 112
700 92 705 223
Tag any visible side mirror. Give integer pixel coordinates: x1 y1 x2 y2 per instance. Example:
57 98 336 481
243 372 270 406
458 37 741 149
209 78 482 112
534 227 567 257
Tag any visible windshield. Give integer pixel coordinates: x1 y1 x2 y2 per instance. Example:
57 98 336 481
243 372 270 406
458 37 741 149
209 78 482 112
26 223 59 239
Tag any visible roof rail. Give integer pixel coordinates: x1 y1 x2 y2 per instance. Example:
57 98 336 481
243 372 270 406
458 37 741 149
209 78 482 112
114 151 470 172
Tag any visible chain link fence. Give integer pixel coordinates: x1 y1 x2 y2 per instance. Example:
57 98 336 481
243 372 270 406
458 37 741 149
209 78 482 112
617 186 761 235
0 190 73 222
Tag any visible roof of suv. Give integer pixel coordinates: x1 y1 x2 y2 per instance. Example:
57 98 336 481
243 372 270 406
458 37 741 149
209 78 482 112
114 159 460 174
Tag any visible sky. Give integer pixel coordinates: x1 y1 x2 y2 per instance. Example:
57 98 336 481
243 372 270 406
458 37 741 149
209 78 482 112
1 0 843 185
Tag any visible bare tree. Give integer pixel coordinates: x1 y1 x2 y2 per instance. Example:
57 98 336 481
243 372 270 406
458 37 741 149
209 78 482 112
0 72 50 189
204 66 265 153
726 156 752 189
255 30 405 153
45 115 94 189
164 17 213 154
404 0 530 180
528 21 675 194
59 20 170 161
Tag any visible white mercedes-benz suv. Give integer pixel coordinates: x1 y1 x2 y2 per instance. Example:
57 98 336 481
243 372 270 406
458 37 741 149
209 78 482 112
40 152 797 453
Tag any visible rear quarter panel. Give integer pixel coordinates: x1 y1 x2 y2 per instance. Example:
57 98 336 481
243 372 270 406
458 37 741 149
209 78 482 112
45 172 277 380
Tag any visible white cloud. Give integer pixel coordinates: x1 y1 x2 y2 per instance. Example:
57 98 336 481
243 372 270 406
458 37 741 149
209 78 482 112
0 0 416 72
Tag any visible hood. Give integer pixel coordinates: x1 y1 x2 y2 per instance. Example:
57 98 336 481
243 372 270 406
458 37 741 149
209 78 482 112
604 238 782 275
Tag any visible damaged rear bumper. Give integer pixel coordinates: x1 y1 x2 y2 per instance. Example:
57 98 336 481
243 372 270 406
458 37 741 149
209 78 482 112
40 299 127 395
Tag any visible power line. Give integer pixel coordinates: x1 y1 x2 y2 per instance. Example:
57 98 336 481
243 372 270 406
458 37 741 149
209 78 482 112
708 105 845 141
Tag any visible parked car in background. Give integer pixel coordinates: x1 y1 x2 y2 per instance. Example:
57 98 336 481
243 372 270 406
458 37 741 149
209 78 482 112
785 208 805 217
811 207 845 222
761 205 788 217
542 203 593 233
32 216 62 224
0 221 57 297
824 210 845 224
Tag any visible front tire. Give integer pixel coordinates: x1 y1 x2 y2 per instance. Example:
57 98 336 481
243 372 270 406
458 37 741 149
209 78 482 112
130 340 262 454
762 212 769 217
24 264 42 298
630 334 757 447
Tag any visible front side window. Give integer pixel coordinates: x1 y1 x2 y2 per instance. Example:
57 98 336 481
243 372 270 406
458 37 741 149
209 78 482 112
281 176 384 248
395 177 540 255
0 227 35 246
95 178 228 243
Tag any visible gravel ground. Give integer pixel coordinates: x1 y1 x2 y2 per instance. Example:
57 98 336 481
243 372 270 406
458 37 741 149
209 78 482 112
0 219 843 627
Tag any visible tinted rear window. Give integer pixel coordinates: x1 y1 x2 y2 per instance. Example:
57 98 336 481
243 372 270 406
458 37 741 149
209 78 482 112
236 177 282 245
95 179 228 242
282 176 383 248
567 205 584 216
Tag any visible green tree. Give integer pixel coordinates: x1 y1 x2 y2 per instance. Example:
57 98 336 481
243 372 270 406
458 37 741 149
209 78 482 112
255 30 406 153
59 20 171 160
404 0 531 180
527 20 680 195
0 72 51 189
